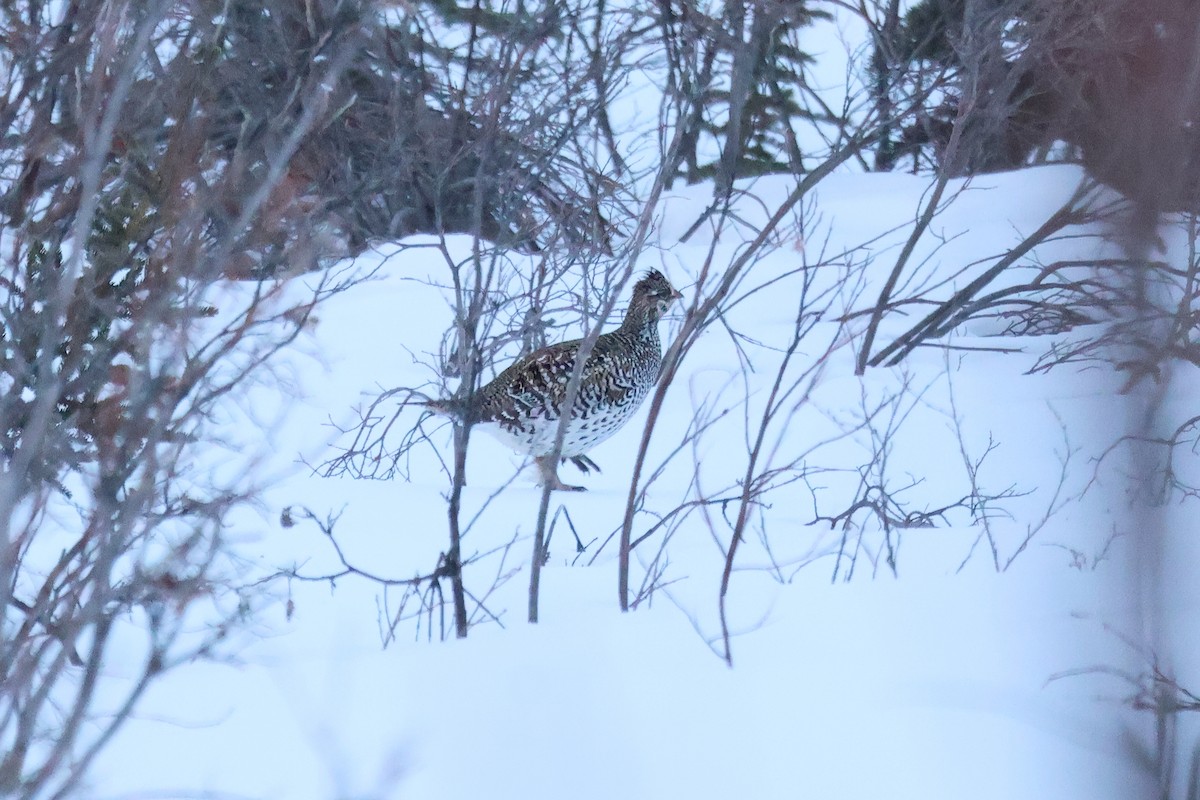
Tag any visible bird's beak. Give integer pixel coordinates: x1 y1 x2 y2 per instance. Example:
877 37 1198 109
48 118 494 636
670 288 682 303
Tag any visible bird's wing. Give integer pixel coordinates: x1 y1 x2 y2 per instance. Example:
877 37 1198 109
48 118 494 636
478 339 583 420
477 335 635 421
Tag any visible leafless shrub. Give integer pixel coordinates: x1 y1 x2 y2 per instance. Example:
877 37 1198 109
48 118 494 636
0 0 370 795
855 169 1115 372
277 505 517 644
854 0 1200 383
1051 628 1200 799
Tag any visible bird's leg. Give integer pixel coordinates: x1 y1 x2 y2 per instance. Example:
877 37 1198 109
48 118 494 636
536 455 586 492
565 454 601 474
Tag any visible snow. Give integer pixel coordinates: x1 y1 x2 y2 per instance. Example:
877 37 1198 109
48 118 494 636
85 164 1175 799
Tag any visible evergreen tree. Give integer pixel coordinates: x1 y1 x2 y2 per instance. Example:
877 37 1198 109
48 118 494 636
668 1 831 186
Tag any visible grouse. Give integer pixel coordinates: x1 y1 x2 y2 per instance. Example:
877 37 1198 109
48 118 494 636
442 270 681 491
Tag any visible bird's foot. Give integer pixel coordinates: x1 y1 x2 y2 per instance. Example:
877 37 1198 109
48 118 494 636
537 456 588 491
566 455 601 474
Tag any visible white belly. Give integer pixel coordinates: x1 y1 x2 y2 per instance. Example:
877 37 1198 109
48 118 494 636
476 402 639 458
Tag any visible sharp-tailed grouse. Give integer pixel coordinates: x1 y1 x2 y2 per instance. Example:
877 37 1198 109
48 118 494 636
438 270 681 491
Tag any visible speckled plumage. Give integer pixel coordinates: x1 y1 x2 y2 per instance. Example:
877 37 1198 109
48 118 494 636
475 270 681 491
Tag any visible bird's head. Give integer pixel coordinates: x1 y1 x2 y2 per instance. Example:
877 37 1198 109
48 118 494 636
632 269 682 322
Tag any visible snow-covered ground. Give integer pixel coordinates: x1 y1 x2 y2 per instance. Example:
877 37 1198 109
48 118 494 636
89 166 1173 799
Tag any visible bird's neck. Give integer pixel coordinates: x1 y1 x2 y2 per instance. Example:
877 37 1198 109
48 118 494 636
618 301 659 343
